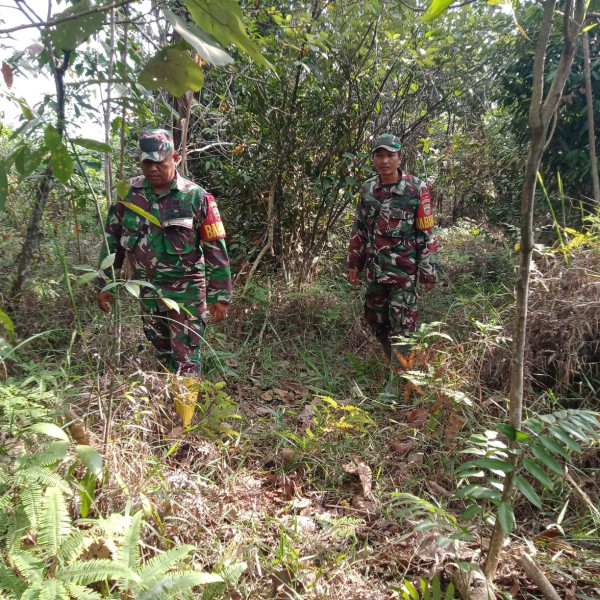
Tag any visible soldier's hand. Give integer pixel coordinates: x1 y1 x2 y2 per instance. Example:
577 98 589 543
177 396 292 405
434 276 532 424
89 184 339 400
423 282 434 294
97 291 114 313
209 302 228 323
348 269 360 286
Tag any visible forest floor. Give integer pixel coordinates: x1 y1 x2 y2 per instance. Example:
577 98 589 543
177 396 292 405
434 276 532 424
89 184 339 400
2 222 600 599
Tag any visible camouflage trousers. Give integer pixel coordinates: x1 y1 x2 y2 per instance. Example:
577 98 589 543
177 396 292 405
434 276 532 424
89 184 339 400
141 304 206 375
364 281 419 345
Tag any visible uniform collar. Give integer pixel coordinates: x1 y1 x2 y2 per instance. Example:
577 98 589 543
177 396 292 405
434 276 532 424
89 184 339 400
143 170 183 198
374 170 404 191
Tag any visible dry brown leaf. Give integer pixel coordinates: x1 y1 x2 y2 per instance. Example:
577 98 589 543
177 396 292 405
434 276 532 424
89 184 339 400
297 403 316 422
446 412 466 435
407 453 424 467
350 493 380 519
426 480 452 497
508 574 520 597
283 380 309 395
2 62 13 88
389 441 413 457
406 407 428 424
260 391 273 402
343 455 372 498
282 478 296 501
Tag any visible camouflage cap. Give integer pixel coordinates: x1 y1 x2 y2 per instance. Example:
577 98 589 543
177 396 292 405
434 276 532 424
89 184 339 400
373 133 402 153
138 129 174 162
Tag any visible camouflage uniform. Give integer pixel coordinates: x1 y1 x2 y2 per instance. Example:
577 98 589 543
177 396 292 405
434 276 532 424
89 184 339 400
347 157 437 348
96 131 231 374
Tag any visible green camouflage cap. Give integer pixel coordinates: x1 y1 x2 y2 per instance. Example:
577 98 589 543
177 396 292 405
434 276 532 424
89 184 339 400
373 133 402 153
138 129 174 162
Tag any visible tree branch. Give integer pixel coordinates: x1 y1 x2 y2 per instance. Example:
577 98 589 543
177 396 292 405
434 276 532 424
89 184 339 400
0 0 137 35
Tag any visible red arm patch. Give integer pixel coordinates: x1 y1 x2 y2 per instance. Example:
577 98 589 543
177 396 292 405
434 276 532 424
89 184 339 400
200 194 226 241
416 189 434 231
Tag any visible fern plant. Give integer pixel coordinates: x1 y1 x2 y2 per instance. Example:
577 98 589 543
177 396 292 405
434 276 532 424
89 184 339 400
0 425 224 599
455 408 600 533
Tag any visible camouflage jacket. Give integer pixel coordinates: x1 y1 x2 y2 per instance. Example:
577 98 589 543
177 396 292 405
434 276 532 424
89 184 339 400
96 172 232 310
347 172 437 288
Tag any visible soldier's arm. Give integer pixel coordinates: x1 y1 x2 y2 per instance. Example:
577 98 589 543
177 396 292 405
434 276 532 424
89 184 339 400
415 184 438 286
347 188 369 273
199 194 232 305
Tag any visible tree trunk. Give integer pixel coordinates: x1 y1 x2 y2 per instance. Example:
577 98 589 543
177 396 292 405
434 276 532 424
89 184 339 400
583 31 600 204
483 0 585 581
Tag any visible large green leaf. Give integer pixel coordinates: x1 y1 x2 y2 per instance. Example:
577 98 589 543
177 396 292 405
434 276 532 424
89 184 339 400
423 0 454 23
497 502 514 535
0 307 14 333
183 0 274 70
71 138 112 153
76 445 103 476
46 0 106 52
51 143 74 183
514 475 542 508
522 458 554 490
454 484 501 501
56 560 138 586
538 434 571 461
139 45 205 98
549 426 582 453
39 486 71 553
13 145 48 176
29 422 69 441
118 511 143 573
530 443 563 475
44 125 62 151
118 201 161 226
0 161 8 210
161 8 234 66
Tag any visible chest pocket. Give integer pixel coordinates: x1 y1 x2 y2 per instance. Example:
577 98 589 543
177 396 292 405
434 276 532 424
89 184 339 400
121 207 147 250
161 206 197 255
384 196 417 238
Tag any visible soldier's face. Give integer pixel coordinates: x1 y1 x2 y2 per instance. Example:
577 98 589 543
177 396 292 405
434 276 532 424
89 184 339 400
373 148 402 183
141 151 179 191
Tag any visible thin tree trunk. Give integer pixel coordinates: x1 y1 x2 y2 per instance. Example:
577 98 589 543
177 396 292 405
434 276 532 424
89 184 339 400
483 0 585 581
583 31 600 204
104 7 115 207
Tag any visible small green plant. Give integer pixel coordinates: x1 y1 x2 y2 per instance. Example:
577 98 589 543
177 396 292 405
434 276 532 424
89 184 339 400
190 379 241 438
391 575 456 600
455 408 600 534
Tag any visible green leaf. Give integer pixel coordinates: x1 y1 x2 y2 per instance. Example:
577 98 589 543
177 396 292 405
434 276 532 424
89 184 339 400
51 143 74 183
56 560 138 586
514 475 542 508
119 511 143 572
44 125 62 151
522 458 554 490
39 577 67 599
0 307 14 333
459 504 482 521
444 582 455 600
29 422 69 441
454 484 501 501
119 201 161 226
549 426 582 453
538 434 571 462
183 0 274 70
161 298 181 313
0 161 7 210
78 471 96 518
136 545 196 583
530 443 563 475
75 271 98 286
497 501 514 535
46 0 106 52
496 423 530 442
431 575 441 600
124 281 141 298
423 0 454 23
76 445 103 476
65 583 103 600
39 486 71 553
136 572 223 600
161 8 234 66
470 458 513 473
559 421 590 443
117 180 131 200
401 579 419 600
13 146 48 177
139 44 205 98
71 138 112 153
100 253 116 271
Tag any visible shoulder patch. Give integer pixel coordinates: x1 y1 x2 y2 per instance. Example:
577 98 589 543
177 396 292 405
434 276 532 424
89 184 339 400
200 194 226 241
416 189 434 230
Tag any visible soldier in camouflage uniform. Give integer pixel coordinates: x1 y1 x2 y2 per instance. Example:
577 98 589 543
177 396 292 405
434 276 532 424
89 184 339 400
347 134 437 369
95 129 232 375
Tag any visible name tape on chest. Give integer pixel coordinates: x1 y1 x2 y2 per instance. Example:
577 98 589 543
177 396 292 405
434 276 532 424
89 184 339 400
200 195 227 241
416 191 434 230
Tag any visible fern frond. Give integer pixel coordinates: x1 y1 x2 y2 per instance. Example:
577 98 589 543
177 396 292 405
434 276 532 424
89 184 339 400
4 510 30 554
39 487 71 554
25 442 70 469
17 467 71 495
0 563 28 596
20 483 43 532
64 583 103 600
118 510 142 570
20 581 42 600
39 578 68 600
55 559 138 586
217 562 247 586
135 545 195 585
56 529 88 565
8 551 45 584
136 572 224 600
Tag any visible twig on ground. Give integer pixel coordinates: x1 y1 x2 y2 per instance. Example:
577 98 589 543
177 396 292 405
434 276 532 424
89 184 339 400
564 467 600 518
250 280 271 377
517 553 561 600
